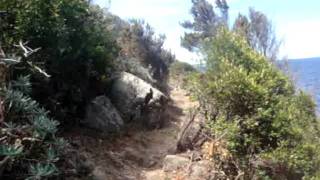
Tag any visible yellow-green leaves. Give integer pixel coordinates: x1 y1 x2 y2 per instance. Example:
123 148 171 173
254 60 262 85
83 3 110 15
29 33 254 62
188 28 320 178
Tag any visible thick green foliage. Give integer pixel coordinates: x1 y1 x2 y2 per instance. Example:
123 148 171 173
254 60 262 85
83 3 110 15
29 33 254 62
0 0 174 179
0 0 118 122
191 28 320 178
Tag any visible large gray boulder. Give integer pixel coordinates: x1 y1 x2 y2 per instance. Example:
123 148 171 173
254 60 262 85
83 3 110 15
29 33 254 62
83 96 124 133
110 72 168 128
116 57 156 85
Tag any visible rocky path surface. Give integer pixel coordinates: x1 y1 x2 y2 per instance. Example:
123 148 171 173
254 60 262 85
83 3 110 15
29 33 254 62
68 88 199 180
141 88 198 180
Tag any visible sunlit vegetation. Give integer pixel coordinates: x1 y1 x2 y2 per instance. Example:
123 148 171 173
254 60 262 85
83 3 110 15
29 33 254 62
183 0 320 179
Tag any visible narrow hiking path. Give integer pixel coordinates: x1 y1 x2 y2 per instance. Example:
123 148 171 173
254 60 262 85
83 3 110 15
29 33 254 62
67 88 198 180
141 88 198 180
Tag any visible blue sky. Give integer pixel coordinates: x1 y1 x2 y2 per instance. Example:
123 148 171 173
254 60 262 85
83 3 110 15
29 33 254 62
94 0 320 64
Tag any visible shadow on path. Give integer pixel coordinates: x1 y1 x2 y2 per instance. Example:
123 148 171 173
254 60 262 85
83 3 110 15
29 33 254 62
65 88 197 180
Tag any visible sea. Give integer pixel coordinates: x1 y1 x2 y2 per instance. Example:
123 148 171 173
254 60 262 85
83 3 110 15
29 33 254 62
287 57 320 112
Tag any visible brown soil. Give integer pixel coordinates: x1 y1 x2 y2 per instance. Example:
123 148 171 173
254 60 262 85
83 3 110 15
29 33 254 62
65 88 198 180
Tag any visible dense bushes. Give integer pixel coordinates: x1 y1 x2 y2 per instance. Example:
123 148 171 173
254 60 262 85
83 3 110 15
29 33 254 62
1 0 174 123
181 3 319 178
1 0 118 123
0 0 175 178
188 28 320 179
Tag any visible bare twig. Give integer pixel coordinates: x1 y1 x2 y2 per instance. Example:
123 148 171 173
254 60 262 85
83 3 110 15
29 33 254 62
1 58 20 63
11 41 50 78
0 45 5 58
176 108 198 152
235 172 244 180
200 131 215 142
0 98 4 125
201 130 227 143
14 41 40 58
26 61 51 78
186 152 194 176
231 157 244 180
0 136 6 142
214 131 228 142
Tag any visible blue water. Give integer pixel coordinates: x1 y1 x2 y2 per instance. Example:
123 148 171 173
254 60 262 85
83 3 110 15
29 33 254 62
287 57 320 111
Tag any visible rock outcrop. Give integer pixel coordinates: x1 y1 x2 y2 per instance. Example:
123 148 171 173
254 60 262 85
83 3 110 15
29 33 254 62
163 155 189 172
83 96 124 133
162 154 214 180
110 72 168 128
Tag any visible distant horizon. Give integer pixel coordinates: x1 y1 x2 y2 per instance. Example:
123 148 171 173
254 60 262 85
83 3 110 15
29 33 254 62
185 56 320 65
288 56 320 61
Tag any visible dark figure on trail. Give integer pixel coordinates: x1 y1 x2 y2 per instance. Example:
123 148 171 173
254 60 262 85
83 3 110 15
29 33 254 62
144 88 153 106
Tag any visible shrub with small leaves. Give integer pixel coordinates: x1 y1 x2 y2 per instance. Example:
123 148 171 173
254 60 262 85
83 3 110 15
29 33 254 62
188 28 320 179
0 0 119 124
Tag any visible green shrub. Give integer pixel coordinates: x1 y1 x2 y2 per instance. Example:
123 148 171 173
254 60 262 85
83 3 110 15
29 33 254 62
0 0 118 123
191 28 320 178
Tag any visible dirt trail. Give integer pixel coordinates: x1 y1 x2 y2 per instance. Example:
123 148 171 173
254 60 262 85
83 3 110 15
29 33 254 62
67 88 198 180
